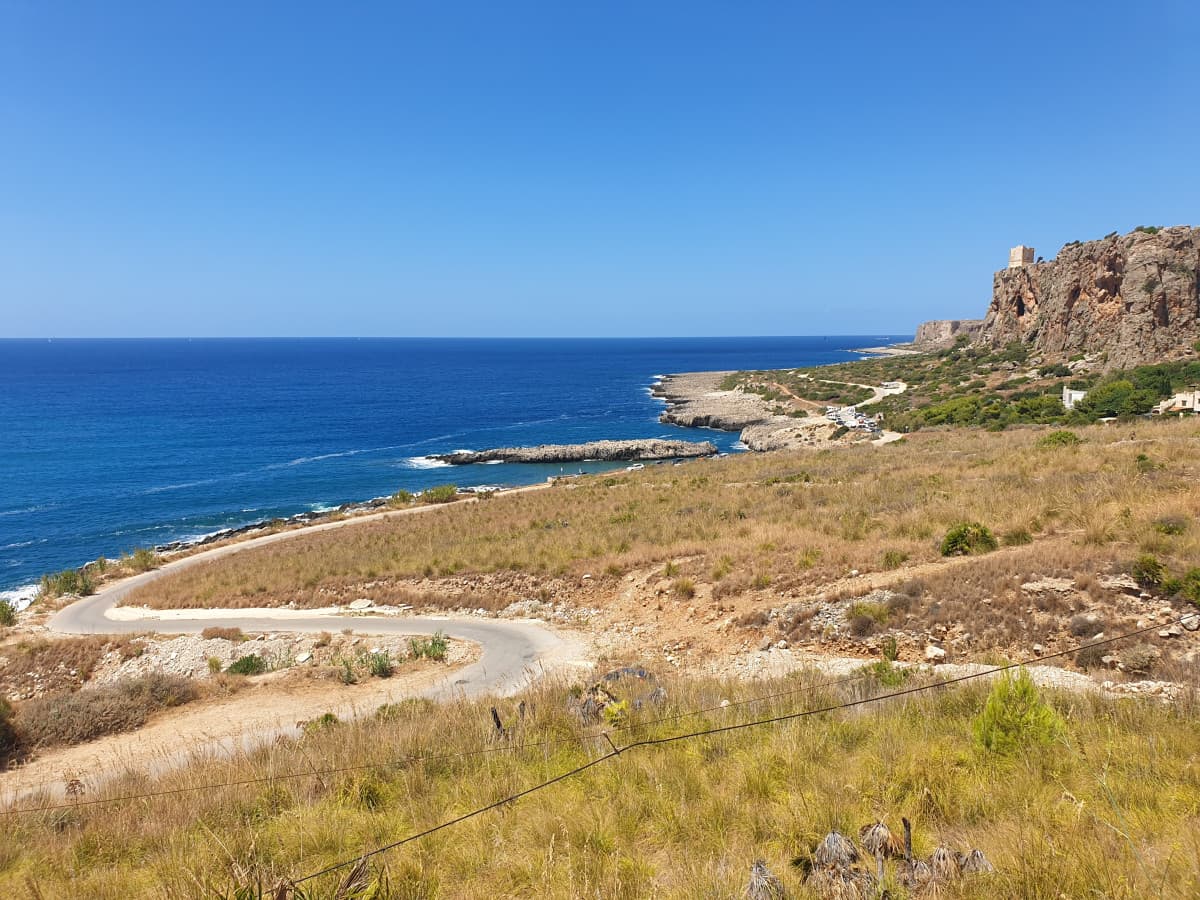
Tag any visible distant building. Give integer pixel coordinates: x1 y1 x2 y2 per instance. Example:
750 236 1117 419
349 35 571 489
1062 386 1087 410
1154 390 1200 414
1008 245 1035 269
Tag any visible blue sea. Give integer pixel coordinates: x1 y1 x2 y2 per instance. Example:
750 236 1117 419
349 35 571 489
0 337 907 601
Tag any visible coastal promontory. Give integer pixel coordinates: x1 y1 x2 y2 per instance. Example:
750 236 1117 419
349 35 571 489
984 225 1200 369
431 438 718 465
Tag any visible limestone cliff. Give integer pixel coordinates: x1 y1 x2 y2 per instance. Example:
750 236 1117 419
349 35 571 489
983 226 1200 369
912 319 984 347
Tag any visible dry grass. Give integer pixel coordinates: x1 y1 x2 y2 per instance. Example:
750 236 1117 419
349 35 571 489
1 672 1197 898
128 420 1200 613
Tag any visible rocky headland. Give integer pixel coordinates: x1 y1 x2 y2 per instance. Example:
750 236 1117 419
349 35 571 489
911 318 984 348
431 438 718 465
983 225 1200 368
652 372 774 430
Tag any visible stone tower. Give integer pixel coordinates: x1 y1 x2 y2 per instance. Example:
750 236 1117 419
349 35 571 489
1008 245 1035 269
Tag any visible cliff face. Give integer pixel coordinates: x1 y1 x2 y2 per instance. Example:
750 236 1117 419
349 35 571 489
983 226 1200 369
912 319 984 347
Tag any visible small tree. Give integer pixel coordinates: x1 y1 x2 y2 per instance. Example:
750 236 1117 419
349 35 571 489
974 668 1065 754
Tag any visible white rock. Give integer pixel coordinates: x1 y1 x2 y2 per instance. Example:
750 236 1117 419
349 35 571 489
925 644 946 662
1182 614 1200 632
349 598 373 610
1032 644 1045 655
295 652 312 664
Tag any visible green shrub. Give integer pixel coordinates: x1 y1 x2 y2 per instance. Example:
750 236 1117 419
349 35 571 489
662 561 680 577
39 568 94 599
860 659 908 688
1180 568 1200 605
881 635 899 663
973 668 1065 755
1074 644 1107 671
409 631 449 661
672 577 696 598
1037 430 1082 448
940 522 998 556
420 484 459 504
881 549 908 570
1130 554 1165 588
1152 516 1187 536
304 712 340 734
0 599 15 628
0 697 17 760
389 489 414 506
122 547 162 573
366 651 393 678
226 654 268 676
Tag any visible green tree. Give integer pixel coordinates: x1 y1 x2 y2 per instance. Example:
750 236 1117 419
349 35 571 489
974 668 1065 754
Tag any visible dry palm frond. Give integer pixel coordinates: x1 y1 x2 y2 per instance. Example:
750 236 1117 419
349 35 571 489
929 846 961 881
813 830 860 868
745 859 787 899
803 865 874 900
899 859 933 891
859 820 904 859
958 848 995 874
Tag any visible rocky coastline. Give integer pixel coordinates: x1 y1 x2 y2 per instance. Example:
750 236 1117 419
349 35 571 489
431 438 718 466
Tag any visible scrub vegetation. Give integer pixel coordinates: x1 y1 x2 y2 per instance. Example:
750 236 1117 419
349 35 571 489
129 418 1200 616
1 672 1196 897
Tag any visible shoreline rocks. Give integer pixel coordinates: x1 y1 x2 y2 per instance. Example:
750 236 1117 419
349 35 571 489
432 438 718 466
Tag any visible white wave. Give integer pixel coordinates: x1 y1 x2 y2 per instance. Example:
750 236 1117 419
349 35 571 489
403 456 451 469
142 478 218 495
307 503 339 513
0 583 39 612
0 503 57 518
482 459 504 465
732 441 748 451
2 538 47 550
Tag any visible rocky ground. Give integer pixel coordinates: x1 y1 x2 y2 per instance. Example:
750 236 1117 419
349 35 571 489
433 438 718 465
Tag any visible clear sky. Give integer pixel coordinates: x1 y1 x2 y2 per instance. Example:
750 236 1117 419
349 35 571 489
2 1 1197 338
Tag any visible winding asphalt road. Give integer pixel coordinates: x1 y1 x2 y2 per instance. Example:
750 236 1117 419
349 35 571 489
48 502 578 700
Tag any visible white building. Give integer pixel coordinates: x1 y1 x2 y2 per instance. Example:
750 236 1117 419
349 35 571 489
1155 391 1200 414
1062 387 1087 410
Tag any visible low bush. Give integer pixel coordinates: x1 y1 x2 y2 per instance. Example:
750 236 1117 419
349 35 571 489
388 489 414 507
672 578 696 599
880 549 908 570
1068 614 1104 638
1002 527 1033 547
940 522 998 556
859 659 908 687
122 547 162 573
1074 644 1107 671
16 673 197 750
1153 516 1188 536
973 668 1065 755
39 568 94 599
1120 643 1160 675
1130 554 1165 588
200 626 245 642
0 600 15 628
1037 430 1082 448
0 698 17 760
226 654 268 676
420 484 459 504
409 631 449 661
366 651 393 678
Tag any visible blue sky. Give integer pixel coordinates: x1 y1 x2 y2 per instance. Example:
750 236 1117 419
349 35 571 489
2 1 1197 337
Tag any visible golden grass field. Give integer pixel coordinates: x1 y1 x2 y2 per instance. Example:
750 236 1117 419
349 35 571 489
2 670 1197 898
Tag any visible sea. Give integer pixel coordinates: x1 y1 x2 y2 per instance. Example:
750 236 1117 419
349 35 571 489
0 336 908 604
